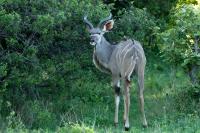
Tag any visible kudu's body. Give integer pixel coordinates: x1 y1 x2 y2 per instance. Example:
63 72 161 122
84 14 147 130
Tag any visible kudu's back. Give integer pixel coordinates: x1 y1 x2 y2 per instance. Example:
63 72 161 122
108 39 146 79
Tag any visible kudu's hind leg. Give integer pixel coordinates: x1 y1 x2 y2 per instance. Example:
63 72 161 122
123 78 130 131
137 68 148 127
112 76 120 127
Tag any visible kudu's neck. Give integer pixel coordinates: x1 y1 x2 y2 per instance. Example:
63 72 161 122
95 36 114 64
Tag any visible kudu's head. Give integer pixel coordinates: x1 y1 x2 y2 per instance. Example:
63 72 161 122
83 14 114 46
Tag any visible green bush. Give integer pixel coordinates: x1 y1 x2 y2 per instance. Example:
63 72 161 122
109 6 157 49
0 0 158 123
0 0 110 129
158 4 200 67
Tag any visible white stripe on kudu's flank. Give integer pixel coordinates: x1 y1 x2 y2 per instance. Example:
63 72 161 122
119 43 131 65
122 45 134 67
126 57 136 80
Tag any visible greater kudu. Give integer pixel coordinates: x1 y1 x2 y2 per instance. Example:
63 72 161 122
83 14 148 131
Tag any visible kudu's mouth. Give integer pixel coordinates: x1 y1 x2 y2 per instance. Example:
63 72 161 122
90 37 97 46
90 41 96 46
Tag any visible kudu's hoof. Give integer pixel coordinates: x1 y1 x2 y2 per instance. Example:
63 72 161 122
142 124 148 128
124 127 130 131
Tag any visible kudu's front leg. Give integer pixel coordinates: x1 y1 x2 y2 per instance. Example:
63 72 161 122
123 79 130 131
112 76 120 127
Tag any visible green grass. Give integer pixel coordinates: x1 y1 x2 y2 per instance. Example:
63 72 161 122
3 100 200 133
1 56 200 133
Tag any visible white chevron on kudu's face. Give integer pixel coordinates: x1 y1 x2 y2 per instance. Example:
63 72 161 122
84 14 148 131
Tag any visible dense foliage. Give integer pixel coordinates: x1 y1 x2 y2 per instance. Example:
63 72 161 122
0 0 110 128
158 4 200 83
159 4 200 65
0 0 199 132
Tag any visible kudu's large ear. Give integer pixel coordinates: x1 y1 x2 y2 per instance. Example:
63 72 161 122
98 13 113 32
102 20 114 32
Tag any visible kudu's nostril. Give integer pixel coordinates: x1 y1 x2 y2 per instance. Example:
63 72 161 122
90 38 94 42
90 36 95 42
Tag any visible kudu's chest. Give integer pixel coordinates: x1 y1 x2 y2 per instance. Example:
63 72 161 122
93 49 111 74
